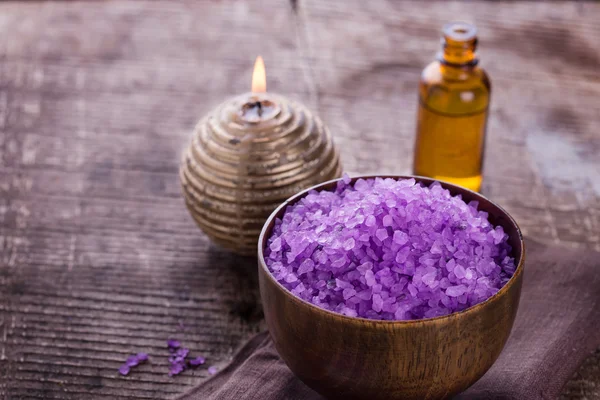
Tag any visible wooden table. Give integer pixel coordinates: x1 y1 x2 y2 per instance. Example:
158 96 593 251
1 1 598 398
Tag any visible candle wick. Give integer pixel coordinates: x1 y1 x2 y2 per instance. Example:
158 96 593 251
255 101 263 117
239 97 278 123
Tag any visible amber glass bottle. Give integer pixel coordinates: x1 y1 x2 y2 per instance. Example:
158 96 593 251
412 22 490 192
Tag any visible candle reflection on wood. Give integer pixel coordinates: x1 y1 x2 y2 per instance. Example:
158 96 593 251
180 57 342 255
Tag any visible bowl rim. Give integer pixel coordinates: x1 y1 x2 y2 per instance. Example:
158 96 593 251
258 174 525 325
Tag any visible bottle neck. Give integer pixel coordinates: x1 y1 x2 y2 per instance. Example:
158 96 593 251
438 22 478 67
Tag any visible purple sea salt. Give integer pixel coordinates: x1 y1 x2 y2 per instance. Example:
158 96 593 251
169 347 190 363
169 363 185 376
189 356 206 367
165 337 211 376
167 341 190 376
264 176 516 321
208 366 218 375
125 355 140 367
119 352 149 375
119 335 211 378
167 339 181 350
176 348 190 359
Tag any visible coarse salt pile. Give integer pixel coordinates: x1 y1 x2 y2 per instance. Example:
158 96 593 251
264 176 516 320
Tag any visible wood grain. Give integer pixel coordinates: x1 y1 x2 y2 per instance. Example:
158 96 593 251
0 0 599 399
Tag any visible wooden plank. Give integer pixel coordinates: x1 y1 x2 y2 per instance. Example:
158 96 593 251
0 0 293 398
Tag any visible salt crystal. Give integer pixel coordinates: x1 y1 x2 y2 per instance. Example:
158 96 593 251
454 264 466 279
331 255 348 269
355 179 369 191
407 283 418 297
392 230 408 245
297 259 315 275
446 285 467 297
125 356 139 367
167 339 180 350
336 278 353 289
356 289 372 300
376 229 389 241
357 261 373 273
372 294 383 312
422 272 437 287
382 215 393 227
343 238 356 251
465 268 475 280
169 363 185 376
269 237 282 252
365 215 376 227
395 246 410 263
364 269 376 287
189 356 206 367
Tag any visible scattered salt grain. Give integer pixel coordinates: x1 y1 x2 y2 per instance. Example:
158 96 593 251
189 356 206 367
265 176 516 320
169 363 185 376
118 336 211 378
119 352 149 376
119 365 130 376
125 355 140 367
165 337 211 377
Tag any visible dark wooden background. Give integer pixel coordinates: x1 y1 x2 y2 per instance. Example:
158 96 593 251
0 0 599 399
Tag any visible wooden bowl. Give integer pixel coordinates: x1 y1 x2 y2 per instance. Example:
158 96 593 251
258 175 525 400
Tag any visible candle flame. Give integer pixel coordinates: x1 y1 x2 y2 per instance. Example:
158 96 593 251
252 56 266 93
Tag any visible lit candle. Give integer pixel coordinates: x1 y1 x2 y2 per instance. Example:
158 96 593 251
180 56 342 255
238 56 277 123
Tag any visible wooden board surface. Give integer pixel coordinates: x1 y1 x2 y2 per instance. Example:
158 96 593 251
0 0 598 398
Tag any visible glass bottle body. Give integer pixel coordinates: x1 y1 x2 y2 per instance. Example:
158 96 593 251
412 24 490 192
